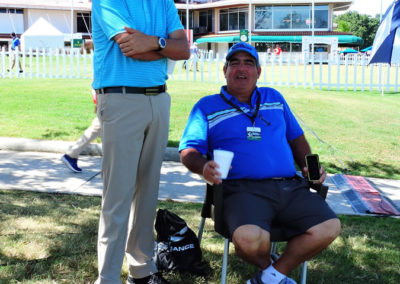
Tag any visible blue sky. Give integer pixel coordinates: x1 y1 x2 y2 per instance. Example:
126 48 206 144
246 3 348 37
347 0 393 17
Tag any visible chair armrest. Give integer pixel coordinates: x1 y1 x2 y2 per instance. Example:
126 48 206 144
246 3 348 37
201 184 214 218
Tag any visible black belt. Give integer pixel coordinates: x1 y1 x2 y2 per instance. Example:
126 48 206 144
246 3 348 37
97 85 166 96
271 176 299 181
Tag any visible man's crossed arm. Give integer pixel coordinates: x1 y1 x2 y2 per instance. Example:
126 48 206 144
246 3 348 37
114 27 190 61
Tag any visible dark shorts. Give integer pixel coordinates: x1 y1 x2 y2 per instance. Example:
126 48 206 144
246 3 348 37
223 178 338 241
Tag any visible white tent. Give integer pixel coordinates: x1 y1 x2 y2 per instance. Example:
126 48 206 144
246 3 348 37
21 17 64 51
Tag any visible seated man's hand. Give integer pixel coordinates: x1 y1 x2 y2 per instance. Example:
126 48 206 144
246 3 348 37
202 161 223 185
302 165 326 184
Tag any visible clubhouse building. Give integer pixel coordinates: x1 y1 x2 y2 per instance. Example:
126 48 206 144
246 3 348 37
0 0 361 54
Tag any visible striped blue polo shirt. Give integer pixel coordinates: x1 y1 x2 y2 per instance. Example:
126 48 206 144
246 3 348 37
91 0 183 89
179 86 304 180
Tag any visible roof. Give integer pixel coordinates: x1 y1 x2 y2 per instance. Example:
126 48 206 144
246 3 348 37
22 17 63 36
196 31 364 45
174 0 353 12
0 0 91 11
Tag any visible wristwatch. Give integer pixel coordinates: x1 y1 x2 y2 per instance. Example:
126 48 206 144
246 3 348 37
158 37 166 51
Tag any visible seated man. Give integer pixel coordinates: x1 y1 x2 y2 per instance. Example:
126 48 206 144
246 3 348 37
179 42 341 284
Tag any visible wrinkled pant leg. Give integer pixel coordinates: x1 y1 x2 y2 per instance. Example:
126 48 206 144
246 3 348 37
96 93 153 284
125 92 170 278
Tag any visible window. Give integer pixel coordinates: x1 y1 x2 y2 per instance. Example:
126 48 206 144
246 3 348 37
178 10 194 29
254 5 328 30
291 6 309 29
199 10 213 32
77 12 91 33
0 8 23 14
219 8 248 32
315 6 328 29
273 6 291 29
255 6 272 30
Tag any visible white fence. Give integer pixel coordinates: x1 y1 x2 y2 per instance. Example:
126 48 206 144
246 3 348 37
1 47 399 93
1 47 93 79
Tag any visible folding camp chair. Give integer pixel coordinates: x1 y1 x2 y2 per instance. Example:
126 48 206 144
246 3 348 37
197 179 329 284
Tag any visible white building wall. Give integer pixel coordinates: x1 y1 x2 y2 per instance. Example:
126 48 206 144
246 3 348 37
0 13 24 34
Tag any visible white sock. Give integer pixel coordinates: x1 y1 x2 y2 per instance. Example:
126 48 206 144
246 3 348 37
261 264 286 284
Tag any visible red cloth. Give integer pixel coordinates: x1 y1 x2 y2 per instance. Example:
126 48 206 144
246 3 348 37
91 89 97 105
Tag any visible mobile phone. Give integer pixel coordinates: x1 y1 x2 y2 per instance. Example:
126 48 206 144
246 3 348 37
305 154 321 182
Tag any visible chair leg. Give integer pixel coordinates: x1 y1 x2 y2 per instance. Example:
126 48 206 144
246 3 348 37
300 260 307 284
270 242 279 261
221 238 229 284
198 217 206 244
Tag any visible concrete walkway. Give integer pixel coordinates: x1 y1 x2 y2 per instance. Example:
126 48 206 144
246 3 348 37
1 137 400 216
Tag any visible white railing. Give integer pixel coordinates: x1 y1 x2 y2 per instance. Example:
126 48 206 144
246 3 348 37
0 47 93 79
169 52 399 92
1 47 399 93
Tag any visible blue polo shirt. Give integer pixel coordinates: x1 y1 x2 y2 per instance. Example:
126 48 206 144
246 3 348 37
91 0 183 89
179 86 304 180
11 36 20 50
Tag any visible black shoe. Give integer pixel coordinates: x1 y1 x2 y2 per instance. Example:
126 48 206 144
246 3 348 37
19 70 23 73
246 270 264 284
126 273 170 284
61 154 82 173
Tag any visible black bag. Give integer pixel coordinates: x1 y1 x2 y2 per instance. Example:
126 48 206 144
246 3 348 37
154 209 207 275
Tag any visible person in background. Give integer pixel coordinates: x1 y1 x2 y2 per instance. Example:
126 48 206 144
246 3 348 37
274 44 282 56
91 0 190 283
189 42 199 71
9 32 23 73
61 89 100 173
267 45 272 56
179 42 340 284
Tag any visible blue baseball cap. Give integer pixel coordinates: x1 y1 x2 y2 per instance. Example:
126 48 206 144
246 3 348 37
226 42 259 66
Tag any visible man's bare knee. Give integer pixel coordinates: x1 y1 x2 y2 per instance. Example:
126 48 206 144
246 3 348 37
233 225 269 254
308 218 341 244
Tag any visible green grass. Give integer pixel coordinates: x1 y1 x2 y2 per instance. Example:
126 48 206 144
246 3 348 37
0 78 399 179
0 189 399 284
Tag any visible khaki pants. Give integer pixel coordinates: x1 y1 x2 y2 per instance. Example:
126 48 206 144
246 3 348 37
96 91 170 284
66 116 101 158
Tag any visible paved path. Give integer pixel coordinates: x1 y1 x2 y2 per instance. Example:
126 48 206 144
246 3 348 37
1 149 399 216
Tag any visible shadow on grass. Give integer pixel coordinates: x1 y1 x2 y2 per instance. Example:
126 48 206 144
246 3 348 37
41 130 70 139
1 192 399 283
0 190 100 282
325 160 400 179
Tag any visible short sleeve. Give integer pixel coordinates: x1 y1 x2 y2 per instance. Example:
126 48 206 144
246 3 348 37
179 104 209 155
166 0 184 35
91 0 133 39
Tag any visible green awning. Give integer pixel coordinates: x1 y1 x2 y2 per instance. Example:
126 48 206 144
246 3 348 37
196 35 363 45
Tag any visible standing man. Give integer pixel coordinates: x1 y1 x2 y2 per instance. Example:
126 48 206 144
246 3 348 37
9 32 23 73
91 1 190 283
179 42 340 284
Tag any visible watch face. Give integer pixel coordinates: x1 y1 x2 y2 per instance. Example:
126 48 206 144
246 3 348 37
159 37 166 49
240 34 248 42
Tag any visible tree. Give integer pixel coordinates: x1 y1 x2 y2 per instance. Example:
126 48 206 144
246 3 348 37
334 11 380 48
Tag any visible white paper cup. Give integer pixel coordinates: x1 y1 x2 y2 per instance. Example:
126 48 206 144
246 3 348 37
213 149 234 179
